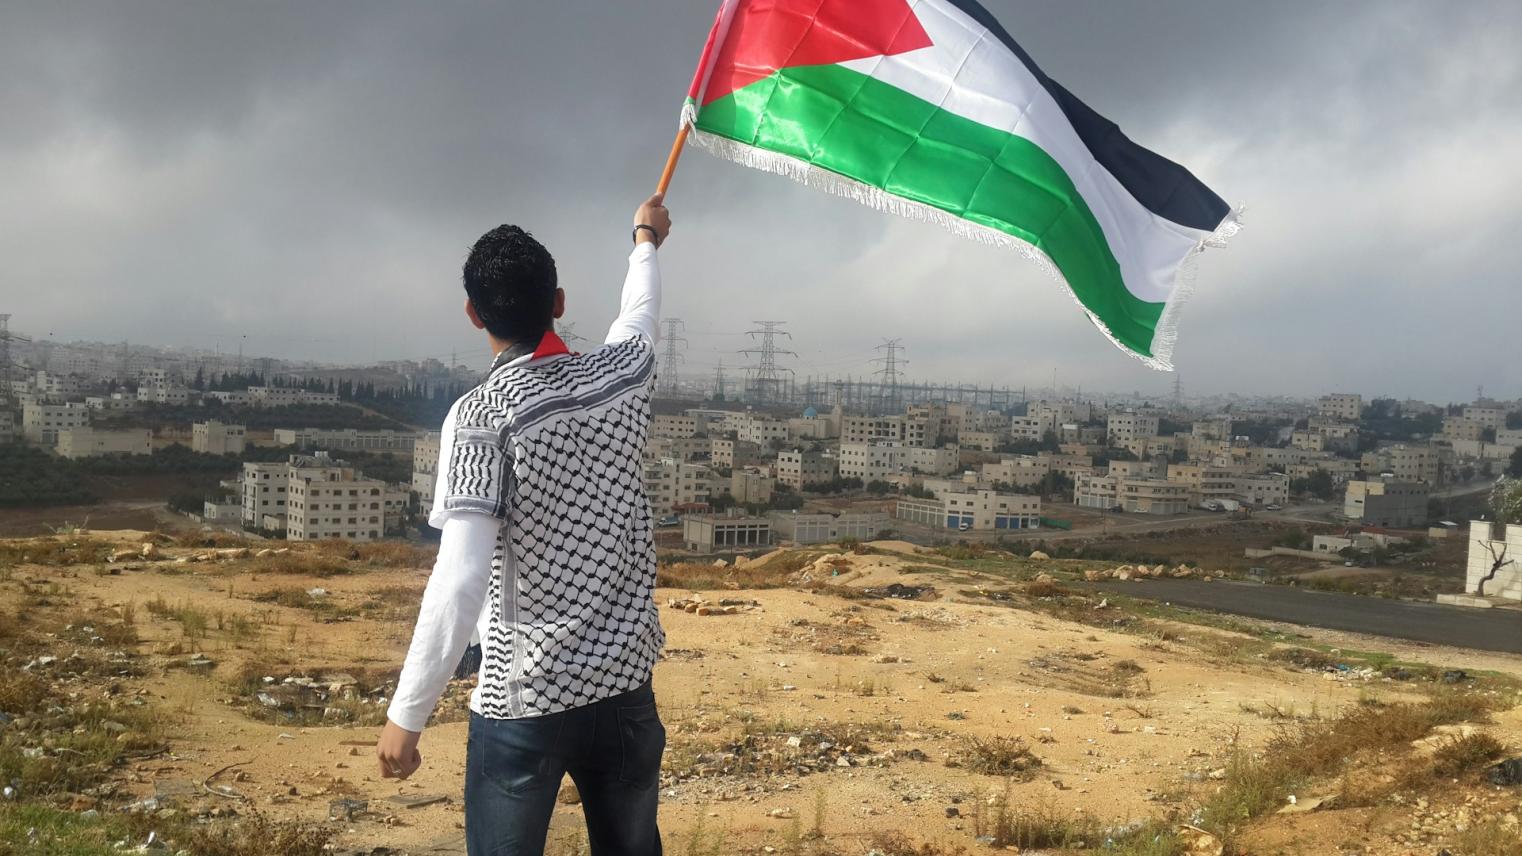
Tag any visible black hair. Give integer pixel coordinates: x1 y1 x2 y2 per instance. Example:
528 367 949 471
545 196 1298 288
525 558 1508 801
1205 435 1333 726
462 225 558 344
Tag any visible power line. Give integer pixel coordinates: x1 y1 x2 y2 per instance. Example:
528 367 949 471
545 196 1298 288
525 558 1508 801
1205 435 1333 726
740 321 796 406
660 318 687 395
872 338 907 414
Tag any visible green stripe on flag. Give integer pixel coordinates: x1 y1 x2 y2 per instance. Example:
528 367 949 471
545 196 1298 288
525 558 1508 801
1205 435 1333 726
695 64 1166 357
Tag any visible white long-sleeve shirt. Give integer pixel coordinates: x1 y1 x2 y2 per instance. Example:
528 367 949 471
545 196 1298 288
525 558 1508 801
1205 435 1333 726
387 242 662 732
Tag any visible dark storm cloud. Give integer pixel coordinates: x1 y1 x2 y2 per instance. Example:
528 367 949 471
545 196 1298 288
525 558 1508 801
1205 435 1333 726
2 0 1519 401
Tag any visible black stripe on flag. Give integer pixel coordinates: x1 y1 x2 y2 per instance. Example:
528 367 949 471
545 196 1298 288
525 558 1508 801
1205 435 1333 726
943 0 1231 233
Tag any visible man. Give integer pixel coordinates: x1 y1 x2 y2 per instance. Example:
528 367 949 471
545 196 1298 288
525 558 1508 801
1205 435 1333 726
377 194 673 855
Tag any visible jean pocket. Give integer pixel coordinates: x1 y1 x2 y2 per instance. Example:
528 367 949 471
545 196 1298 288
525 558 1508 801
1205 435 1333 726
615 702 666 788
481 718 563 797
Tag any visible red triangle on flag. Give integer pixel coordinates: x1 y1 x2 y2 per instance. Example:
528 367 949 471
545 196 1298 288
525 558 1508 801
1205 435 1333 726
701 0 933 106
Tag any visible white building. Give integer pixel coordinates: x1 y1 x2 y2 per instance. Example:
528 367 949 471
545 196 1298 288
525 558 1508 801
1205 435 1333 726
1076 475 1191 515
837 443 900 481
192 420 246 455
840 415 904 445
896 489 1041 531
413 431 441 509
981 455 1051 489
1318 393 1363 422
1107 411 1160 446
136 383 190 405
242 461 290 528
202 498 243 523
776 449 838 490
285 454 388 541
683 513 772 553
22 402 90 444
1466 521 1522 601
651 414 699 438
55 427 153 459
644 458 718 517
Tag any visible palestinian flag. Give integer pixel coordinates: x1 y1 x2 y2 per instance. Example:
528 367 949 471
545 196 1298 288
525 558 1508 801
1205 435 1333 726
681 0 1239 369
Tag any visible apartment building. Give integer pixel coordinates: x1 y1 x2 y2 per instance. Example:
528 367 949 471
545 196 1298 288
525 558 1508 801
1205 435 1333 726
711 438 763 469
1462 406 1507 430
646 435 712 462
981 455 1050 488
1107 411 1160 445
1441 416 1486 442
248 386 340 407
285 455 388 541
1009 416 1044 442
1344 479 1429 528
1075 475 1190 515
272 427 417 453
1318 393 1363 421
730 469 776 505
22 402 89 444
1121 435 1178 459
1360 444 1439 484
242 461 290 527
643 458 717 517
84 393 137 411
412 431 441 508
651 414 699 438
1287 458 1359 484
902 445 959 476
136 382 190 405
736 415 789 447
192 420 246 455
55 428 153 459
959 430 1004 452
838 443 900 481
0 410 12 444
769 511 887 545
1235 473 1291 507
840 415 904 445
776 449 838 489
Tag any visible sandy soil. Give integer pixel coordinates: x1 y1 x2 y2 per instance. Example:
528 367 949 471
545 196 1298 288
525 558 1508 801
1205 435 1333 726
11 532 1521 855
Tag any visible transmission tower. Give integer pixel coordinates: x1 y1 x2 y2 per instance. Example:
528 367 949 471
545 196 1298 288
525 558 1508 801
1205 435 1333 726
712 359 728 401
872 338 907 414
1172 373 1183 405
659 318 687 395
741 321 796 405
0 315 30 408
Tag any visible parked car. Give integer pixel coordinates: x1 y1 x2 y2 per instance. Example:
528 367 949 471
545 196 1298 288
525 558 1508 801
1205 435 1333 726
657 515 680 527
958 522 971 532
1265 504 1282 511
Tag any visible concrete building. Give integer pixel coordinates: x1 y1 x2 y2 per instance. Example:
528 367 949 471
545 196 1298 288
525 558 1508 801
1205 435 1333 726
959 430 1003 452
272 427 417 453
84 393 137 411
786 416 834 441
1318 393 1363 422
1287 458 1359 484
1344 480 1429 528
202 498 243 523
248 386 340 408
776 449 837 490
837 443 900 481
1442 417 1487 443
242 461 290 528
1107 411 1160 446
902 445 959 476
1008 416 1044 442
651 414 699 438
729 469 776 505
769 511 888 545
711 438 764 469
284 454 387 541
896 489 1041 531
840 415 904 445
1466 521 1522 601
136 382 190 405
1235 473 1291 507
55 427 153 459
413 432 441 509
644 458 717 518
1462 406 1507 430
0 410 12 444
647 435 712 462
1075 475 1190 515
192 420 246 455
22 402 90 444
205 390 253 406
683 513 772 553
1360 444 1439 484
736 415 790 447
981 455 1050 489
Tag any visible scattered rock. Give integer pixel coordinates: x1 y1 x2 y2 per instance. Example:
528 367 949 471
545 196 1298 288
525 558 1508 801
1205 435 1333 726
1028 551 1050 561
557 783 581 805
329 798 369 822
1486 757 1522 786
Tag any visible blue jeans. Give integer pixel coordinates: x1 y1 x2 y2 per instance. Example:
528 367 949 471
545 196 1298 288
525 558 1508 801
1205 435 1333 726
465 681 664 856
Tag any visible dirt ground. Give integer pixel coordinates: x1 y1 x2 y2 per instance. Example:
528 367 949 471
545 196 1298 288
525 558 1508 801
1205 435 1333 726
3 532 1519 855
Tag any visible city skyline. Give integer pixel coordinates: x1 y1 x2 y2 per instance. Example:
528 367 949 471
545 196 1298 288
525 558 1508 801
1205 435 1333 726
4 1 1520 402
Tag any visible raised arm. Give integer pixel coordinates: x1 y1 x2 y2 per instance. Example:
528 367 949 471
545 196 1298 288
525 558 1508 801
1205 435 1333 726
605 193 671 346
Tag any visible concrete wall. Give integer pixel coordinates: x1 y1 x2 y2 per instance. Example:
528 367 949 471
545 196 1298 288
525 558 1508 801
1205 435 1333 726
1467 521 1522 601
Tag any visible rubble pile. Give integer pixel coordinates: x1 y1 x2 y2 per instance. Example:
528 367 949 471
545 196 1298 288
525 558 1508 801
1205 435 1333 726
1083 564 1214 582
666 596 760 616
243 671 393 725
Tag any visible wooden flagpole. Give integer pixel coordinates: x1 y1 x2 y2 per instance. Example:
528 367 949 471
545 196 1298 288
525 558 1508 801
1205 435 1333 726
656 124 691 196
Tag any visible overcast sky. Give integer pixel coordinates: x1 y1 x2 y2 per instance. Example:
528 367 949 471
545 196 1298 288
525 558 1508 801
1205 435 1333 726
4 0 1520 403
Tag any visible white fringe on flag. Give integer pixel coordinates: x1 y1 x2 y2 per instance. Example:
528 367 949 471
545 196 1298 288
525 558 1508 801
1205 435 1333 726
684 117 1242 372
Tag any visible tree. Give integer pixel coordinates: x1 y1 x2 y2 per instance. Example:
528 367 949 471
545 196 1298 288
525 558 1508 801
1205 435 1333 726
1473 479 1522 597
1289 468 1335 500
1510 446 1522 479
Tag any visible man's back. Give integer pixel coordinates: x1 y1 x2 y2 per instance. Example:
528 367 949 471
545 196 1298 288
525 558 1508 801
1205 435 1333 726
443 336 664 718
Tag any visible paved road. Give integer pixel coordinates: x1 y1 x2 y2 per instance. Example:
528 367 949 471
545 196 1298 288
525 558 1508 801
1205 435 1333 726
1077 578 1522 654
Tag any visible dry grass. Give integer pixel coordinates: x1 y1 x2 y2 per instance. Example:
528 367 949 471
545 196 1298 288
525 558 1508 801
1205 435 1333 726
313 539 435 568
185 811 334 856
952 736 1042 778
656 560 796 590
0 536 115 567
249 552 353 577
